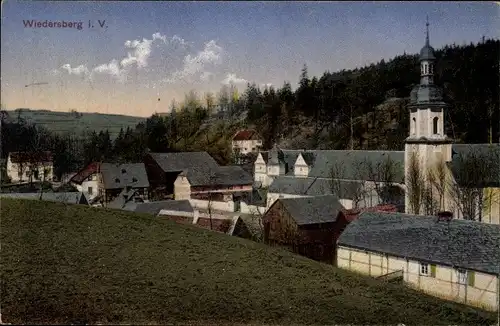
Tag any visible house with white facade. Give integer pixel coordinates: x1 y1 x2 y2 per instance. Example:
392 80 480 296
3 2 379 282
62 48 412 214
337 211 500 311
70 162 150 204
253 20 500 224
6 151 54 183
232 129 263 155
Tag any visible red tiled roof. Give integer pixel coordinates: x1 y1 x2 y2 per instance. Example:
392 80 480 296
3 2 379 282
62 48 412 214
232 129 261 141
69 162 101 184
161 215 193 224
344 204 398 222
196 218 232 233
9 151 53 164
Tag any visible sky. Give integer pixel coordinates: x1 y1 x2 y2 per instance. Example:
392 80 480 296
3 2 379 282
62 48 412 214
1 1 498 117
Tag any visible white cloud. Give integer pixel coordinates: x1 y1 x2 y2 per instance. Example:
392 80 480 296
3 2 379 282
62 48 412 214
200 71 214 82
61 64 90 76
222 73 248 85
58 32 185 82
171 35 188 47
164 40 223 83
93 59 126 82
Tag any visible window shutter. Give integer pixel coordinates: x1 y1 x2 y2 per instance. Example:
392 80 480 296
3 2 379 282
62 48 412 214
468 271 475 287
430 264 436 277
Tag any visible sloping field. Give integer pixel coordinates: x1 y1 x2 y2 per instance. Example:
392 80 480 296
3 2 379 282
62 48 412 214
0 198 495 325
6 109 145 138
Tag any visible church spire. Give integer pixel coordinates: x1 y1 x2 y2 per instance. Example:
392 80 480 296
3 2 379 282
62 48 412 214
425 15 430 46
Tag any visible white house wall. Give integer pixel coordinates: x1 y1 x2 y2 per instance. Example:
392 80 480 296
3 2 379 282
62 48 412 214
337 246 499 311
7 160 54 183
240 201 267 215
174 175 191 200
189 199 235 212
266 193 311 208
233 140 262 155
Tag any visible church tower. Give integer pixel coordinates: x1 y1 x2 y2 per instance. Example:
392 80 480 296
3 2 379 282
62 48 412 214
404 18 453 214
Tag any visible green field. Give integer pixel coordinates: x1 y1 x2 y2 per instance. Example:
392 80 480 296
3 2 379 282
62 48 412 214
5 108 146 138
0 198 496 325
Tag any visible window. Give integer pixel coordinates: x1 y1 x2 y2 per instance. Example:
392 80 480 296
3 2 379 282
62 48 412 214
412 117 416 135
34 170 39 180
88 186 93 195
432 117 439 134
87 174 94 181
420 263 429 275
457 269 467 284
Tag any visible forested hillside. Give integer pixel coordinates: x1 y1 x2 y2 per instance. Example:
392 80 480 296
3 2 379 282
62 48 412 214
242 38 499 150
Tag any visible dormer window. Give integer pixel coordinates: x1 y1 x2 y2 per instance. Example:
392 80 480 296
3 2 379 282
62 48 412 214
132 177 138 182
121 169 126 174
115 178 120 183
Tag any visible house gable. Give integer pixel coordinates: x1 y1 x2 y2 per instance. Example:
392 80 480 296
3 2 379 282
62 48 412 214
294 154 309 178
174 173 191 200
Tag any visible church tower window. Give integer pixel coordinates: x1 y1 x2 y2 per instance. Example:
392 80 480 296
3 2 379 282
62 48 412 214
433 117 439 134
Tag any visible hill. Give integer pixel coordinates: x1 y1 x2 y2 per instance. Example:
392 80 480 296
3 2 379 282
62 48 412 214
4 108 146 138
1 198 495 325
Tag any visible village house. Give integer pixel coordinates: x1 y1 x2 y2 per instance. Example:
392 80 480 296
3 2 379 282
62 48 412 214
337 211 500 311
263 195 399 264
263 195 348 263
6 151 54 183
70 162 149 205
144 151 253 212
232 129 263 156
253 21 500 224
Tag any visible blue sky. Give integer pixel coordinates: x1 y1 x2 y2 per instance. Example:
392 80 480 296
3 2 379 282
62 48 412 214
1 1 498 117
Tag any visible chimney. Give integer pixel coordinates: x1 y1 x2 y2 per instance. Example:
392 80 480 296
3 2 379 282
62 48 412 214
344 208 361 222
437 211 453 222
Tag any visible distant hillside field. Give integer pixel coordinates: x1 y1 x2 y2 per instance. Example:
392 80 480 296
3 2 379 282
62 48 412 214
0 199 495 325
5 109 146 138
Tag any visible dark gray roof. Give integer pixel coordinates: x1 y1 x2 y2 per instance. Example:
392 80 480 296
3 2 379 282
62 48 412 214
0 192 88 205
134 200 193 215
149 152 219 173
338 212 500 275
408 84 446 109
212 166 253 186
259 152 269 164
279 195 344 225
450 144 500 187
234 189 266 205
302 150 405 182
101 163 149 190
268 177 363 200
149 152 221 186
260 149 405 182
107 188 140 209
